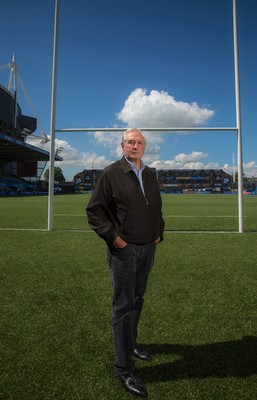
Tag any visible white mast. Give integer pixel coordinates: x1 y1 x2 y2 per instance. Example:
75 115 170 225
7 54 19 129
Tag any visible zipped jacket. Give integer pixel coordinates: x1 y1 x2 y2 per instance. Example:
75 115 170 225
86 157 164 246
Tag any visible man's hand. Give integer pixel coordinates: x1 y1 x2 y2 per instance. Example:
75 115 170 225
113 235 128 248
155 237 161 244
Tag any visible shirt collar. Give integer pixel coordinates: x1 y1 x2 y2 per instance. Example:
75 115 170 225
124 156 145 172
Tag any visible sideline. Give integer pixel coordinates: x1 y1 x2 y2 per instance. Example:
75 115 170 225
53 214 247 218
0 227 242 234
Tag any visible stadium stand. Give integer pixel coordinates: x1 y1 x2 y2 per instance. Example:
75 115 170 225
74 168 233 193
0 81 62 195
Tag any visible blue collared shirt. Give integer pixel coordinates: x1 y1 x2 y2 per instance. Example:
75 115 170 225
125 157 146 195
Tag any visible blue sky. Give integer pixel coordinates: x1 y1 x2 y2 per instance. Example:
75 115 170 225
0 0 256 181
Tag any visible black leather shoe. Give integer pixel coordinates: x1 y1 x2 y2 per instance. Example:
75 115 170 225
133 346 152 361
119 373 148 397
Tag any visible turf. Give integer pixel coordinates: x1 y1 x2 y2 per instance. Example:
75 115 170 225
0 193 256 232
0 194 257 399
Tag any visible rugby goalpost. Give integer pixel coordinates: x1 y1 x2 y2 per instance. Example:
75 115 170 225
48 0 244 233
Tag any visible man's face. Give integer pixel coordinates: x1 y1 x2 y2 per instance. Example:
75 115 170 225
121 131 146 163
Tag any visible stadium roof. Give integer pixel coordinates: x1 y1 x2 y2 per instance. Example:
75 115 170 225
0 132 62 162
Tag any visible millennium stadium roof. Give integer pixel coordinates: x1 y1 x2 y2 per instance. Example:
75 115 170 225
0 132 62 162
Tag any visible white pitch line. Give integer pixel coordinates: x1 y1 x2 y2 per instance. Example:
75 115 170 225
54 214 85 217
164 215 247 218
0 228 48 231
0 228 244 234
164 230 239 234
54 214 246 218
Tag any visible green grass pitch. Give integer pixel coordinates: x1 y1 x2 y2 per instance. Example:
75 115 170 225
1 194 257 399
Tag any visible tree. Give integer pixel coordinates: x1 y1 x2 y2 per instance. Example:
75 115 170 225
44 167 66 182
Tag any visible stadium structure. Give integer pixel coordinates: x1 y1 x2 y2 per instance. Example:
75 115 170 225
0 56 62 195
74 168 233 193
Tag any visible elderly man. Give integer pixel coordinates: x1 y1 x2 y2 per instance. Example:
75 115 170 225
86 128 164 397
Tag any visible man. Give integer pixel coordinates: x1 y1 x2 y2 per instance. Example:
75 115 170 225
86 128 164 397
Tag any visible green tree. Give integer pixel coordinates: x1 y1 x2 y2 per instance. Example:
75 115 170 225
44 167 66 182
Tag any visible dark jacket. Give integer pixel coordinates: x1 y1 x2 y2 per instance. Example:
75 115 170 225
86 157 164 246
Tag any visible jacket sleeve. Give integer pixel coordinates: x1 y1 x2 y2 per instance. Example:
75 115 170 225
156 188 165 242
86 171 117 245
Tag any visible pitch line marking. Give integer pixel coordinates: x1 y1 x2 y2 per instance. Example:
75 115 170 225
0 228 245 234
54 214 85 217
165 215 247 218
53 214 247 218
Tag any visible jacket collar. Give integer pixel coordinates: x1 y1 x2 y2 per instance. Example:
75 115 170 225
120 156 132 174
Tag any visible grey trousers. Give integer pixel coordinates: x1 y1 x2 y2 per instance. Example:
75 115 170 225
107 242 156 376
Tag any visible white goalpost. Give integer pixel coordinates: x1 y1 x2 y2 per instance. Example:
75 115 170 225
48 0 244 233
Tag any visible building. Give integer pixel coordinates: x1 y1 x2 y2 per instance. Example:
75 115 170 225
157 169 232 192
0 60 62 195
74 169 101 191
74 168 232 193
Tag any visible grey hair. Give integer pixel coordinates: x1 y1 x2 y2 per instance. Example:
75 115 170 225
121 128 146 144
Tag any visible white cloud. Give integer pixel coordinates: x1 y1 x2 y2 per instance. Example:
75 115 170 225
93 131 123 159
243 160 255 171
93 131 119 148
25 87 257 180
151 150 221 172
174 151 208 163
26 136 112 179
242 161 257 177
117 88 214 127
91 88 215 163
222 160 257 178
150 151 210 170
52 139 113 169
